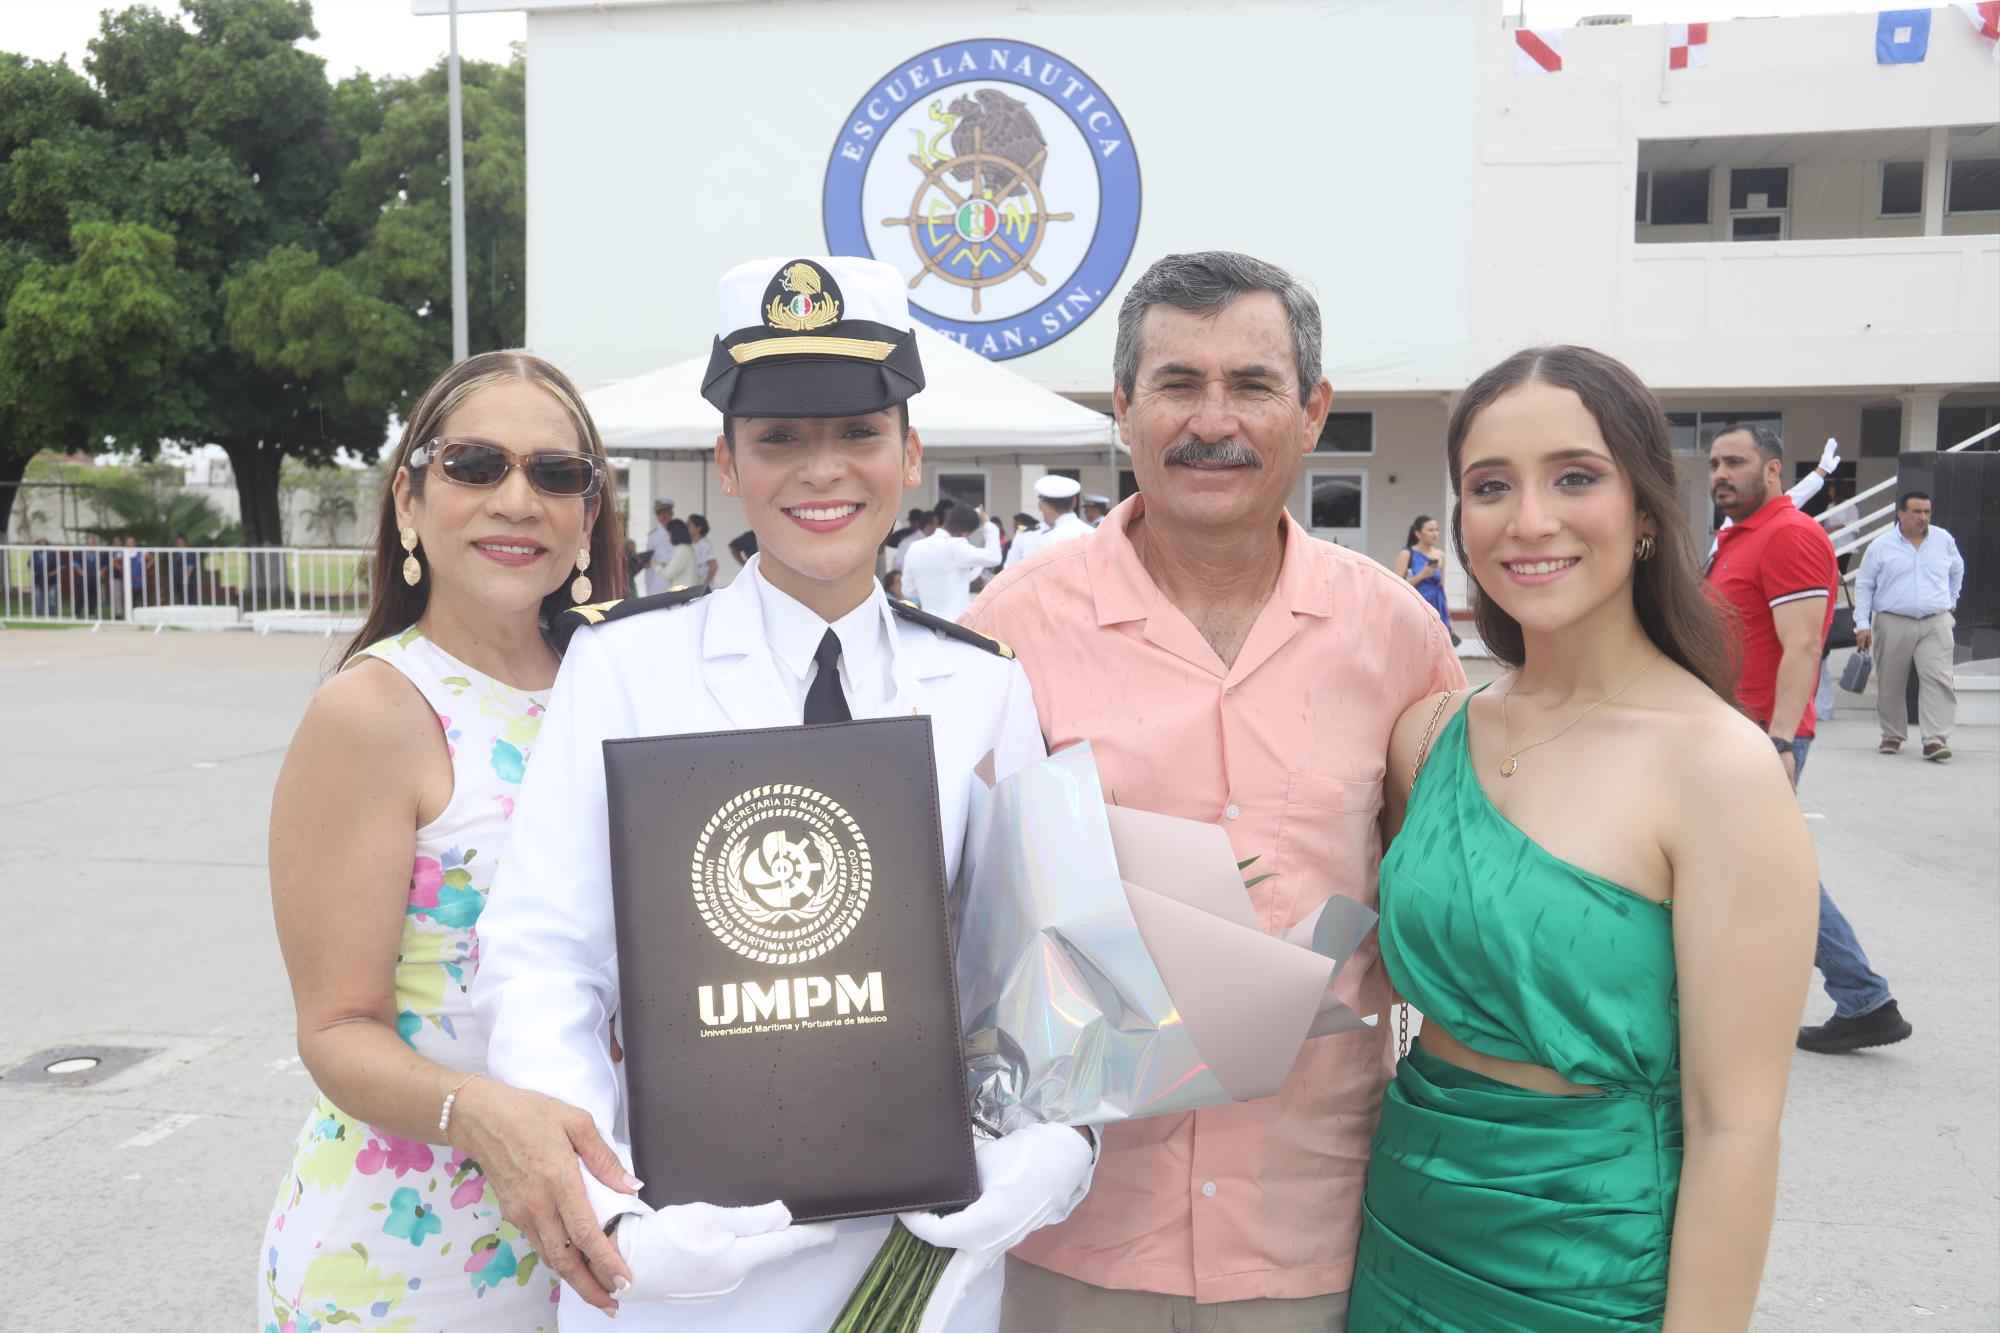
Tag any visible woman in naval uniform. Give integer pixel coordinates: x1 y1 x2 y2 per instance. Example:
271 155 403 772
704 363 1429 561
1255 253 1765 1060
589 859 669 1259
470 256 1095 1333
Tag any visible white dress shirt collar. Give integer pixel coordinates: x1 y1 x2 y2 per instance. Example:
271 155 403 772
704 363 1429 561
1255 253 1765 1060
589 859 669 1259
747 557 897 716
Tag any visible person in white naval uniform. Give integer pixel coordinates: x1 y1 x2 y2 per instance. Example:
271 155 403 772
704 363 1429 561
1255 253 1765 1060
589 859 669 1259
1000 474 1093 569
473 255 1095 1333
902 502 1001 620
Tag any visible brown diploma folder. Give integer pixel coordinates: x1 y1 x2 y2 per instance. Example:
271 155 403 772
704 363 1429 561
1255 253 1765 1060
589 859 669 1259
601 717 977 1223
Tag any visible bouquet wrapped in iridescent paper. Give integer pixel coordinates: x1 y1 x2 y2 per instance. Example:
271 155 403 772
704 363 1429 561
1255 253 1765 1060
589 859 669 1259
957 741 1378 1136
832 744 1379 1332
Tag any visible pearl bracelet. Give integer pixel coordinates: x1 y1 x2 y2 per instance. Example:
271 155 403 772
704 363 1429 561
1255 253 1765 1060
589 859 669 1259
438 1073 479 1138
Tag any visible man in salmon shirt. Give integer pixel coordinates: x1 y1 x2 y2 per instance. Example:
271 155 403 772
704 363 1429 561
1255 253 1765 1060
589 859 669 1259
963 251 1465 1331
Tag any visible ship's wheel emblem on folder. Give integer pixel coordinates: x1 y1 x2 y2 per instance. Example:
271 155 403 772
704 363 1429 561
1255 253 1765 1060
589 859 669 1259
692 785 873 965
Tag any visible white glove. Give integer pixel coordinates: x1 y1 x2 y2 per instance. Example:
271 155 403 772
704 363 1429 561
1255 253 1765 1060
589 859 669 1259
613 1199 838 1302
898 1124 1096 1333
1819 437 1841 472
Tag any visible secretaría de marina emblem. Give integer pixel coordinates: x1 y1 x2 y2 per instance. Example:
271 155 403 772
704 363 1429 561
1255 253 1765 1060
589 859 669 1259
691 785 873 966
824 39 1141 361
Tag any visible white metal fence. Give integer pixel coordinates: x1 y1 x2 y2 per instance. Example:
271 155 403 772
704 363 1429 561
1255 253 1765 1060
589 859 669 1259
0 544 371 634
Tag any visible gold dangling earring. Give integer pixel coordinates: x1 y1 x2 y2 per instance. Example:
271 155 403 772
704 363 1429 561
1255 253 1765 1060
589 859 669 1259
1634 534 1657 561
400 527 422 586
570 546 592 604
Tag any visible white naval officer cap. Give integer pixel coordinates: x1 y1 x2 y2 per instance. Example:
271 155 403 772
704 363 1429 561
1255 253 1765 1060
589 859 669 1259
701 255 925 420
1034 475 1082 501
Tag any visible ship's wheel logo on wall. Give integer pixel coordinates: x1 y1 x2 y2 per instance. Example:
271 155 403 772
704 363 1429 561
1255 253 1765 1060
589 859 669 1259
825 40 1142 360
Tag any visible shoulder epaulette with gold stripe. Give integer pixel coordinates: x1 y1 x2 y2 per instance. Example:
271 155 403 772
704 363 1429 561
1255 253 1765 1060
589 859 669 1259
890 598 1013 660
553 585 710 653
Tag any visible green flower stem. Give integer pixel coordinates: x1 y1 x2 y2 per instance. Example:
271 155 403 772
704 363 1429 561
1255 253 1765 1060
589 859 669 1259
829 1220 953 1333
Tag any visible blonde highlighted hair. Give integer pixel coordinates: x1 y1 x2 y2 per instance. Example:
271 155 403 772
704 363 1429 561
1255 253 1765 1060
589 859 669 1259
341 351 627 666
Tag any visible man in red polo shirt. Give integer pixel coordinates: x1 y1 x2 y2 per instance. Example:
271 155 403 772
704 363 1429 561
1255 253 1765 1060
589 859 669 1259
1708 424 1913 1054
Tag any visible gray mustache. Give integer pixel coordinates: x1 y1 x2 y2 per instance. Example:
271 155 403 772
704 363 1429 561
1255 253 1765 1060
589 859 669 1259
1163 439 1261 468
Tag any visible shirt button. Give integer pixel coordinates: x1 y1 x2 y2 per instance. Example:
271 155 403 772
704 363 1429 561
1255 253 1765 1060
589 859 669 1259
1224 685 1235 696
1201 1180 1217 1197
1225 804 1240 820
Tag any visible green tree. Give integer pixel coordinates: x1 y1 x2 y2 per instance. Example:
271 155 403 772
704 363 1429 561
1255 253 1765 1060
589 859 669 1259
84 475 240 545
0 2 527 548
227 54 527 429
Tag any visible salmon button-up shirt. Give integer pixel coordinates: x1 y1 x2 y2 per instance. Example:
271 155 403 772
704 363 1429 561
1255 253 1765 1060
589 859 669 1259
962 497 1464 1303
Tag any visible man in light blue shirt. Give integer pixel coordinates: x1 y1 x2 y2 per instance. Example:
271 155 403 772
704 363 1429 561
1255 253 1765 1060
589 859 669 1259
1855 491 1963 760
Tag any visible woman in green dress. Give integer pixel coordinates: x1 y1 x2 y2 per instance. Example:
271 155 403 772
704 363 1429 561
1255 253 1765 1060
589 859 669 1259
1350 346 1818 1332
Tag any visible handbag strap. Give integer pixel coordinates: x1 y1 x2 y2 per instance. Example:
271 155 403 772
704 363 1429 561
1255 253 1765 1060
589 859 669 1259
1409 689 1459 790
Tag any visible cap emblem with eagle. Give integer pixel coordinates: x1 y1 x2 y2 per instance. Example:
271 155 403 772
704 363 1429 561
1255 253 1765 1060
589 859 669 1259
764 261 842 332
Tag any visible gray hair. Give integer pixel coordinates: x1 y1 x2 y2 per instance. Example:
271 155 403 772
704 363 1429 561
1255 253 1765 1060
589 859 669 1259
1113 252 1323 404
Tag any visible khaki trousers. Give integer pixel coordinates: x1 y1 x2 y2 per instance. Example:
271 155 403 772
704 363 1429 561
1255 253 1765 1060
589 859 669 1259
999 1257 1349 1333
1873 610 1957 746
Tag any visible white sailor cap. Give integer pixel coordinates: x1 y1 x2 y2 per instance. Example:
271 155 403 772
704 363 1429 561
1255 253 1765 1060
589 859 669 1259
701 256 925 419
1034 475 1083 501
1082 492 1112 508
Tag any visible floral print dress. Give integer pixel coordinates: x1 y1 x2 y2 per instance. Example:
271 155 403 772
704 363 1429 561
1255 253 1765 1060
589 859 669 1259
260 628 560 1332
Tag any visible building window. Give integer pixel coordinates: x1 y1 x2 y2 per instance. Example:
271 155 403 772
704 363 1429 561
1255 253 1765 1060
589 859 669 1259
1730 214 1785 242
1880 161 1924 216
1635 170 1650 223
1314 412 1374 455
1665 410 1783 455
1947 158 2000 214
1860 406 1903 458
1728 166 1790 211
1726 166 1788 242
1649 169 1710 225
1305 469 1366 547
936 472 987 512
1939 404 2000 450
1118 469 1140 500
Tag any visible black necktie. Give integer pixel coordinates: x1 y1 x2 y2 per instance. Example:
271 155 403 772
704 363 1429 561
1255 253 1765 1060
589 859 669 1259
804 628 852 724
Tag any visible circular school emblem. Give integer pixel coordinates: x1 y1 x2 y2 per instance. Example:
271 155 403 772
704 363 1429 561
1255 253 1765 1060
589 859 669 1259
824 38 1143 361
691 785 873 966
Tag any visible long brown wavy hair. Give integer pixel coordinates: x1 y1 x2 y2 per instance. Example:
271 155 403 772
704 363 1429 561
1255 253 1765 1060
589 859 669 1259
341 352 627 666
1445 346 1739 702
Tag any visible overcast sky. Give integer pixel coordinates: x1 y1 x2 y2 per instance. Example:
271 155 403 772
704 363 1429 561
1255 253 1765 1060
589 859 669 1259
4 0 526 80
4 0 1874 81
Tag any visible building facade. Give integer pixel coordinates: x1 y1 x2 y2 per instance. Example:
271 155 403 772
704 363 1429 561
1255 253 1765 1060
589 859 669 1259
425 0 1999 589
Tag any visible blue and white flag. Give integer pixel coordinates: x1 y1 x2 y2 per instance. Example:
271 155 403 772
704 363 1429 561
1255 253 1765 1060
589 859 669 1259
1877 9 1932 63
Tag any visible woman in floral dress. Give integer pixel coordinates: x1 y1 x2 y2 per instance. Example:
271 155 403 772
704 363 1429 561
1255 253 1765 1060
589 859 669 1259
259 353 635 1331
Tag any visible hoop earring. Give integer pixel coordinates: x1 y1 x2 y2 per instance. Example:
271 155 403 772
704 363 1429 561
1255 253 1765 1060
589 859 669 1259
570 546 592 603
1634 534 1657 561
400 527 422 586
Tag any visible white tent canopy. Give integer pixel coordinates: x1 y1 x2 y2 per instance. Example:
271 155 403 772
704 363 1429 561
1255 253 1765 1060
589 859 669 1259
583 325 1117 454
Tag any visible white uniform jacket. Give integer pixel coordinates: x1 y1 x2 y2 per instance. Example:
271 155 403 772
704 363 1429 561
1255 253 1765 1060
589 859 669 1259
1002 511 1091 570
473 560 1047 1332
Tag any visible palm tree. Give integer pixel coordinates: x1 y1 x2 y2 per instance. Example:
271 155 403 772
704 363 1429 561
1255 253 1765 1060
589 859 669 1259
301 476 360 547
84 482 241 546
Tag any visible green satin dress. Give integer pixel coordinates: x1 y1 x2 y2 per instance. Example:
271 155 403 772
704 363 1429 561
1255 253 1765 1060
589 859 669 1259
1350 692 1682 1332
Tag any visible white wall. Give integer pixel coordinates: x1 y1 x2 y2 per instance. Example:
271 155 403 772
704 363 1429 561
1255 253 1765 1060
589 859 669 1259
523 0 1481 396
1472 11 2000 390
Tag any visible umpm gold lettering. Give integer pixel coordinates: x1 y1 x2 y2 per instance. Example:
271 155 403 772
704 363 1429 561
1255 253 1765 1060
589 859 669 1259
698 972 886 1028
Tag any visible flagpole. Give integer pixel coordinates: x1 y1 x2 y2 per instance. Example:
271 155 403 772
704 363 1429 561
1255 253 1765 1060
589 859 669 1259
447 0 470 363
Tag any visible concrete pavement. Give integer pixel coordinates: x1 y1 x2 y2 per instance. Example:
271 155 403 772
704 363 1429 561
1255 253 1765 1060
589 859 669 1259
0 627 1993 1330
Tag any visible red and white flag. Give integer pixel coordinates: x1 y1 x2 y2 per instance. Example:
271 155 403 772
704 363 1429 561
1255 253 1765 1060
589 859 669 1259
1668 22 1709 70
1958 3 2000 58
1514 27 1564 74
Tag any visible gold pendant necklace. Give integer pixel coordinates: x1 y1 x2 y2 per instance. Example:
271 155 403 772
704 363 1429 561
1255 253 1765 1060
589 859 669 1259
1497 652 1663 778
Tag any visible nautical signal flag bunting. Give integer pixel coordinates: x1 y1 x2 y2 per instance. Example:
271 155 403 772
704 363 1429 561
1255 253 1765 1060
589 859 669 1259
1956 3 1999 57
1668 23 1709 70
1877 9 1932 63
1514 27 1563 74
